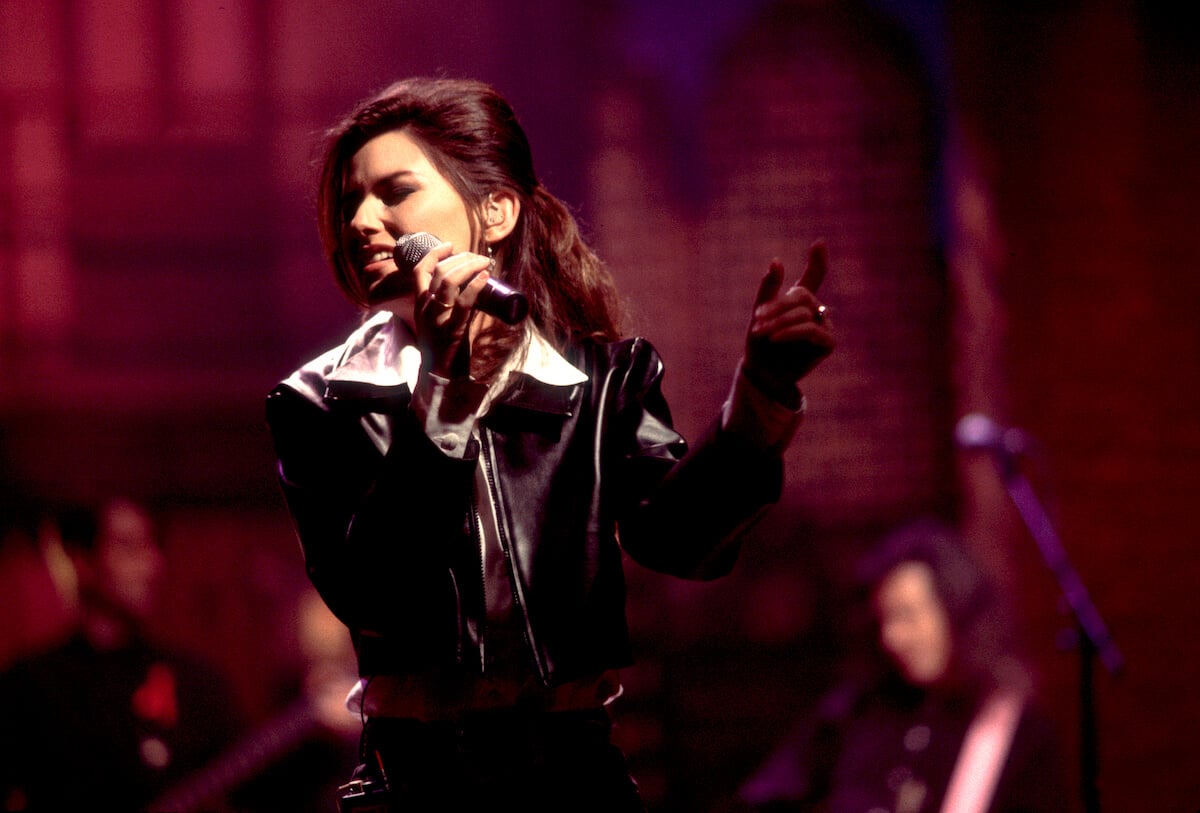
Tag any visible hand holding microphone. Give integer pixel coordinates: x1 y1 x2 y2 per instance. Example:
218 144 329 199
396 232 528 324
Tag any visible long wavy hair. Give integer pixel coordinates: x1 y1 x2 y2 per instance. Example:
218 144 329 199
315 77 623 378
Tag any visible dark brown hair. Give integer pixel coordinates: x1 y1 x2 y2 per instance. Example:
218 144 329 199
854 518 1029 699
315 77 623 376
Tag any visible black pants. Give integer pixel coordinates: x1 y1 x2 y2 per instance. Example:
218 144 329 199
343 707 645 813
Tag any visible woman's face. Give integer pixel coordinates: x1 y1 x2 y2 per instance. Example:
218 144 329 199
341 129 475 305
874 561 953 686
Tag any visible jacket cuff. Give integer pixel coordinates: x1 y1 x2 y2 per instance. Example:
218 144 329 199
721 360 805 454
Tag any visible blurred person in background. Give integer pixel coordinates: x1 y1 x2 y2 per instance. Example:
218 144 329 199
0 493 69 662
265 76 836 812
213 587 363 813
0 496 242 812
143 589 363 813
737 518 1069 813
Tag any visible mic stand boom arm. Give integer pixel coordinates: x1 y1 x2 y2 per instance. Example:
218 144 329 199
987 452 1123 813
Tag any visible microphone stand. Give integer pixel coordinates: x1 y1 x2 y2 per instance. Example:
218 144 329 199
986 450 1123 813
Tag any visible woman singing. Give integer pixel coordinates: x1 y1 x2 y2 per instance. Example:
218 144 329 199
266 77 835 812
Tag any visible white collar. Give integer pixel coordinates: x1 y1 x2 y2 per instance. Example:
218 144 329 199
326 311 587 392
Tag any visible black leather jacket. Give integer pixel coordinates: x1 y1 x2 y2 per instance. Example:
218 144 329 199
266 315 783 687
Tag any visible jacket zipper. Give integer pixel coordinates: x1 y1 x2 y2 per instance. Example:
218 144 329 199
469 502 486 673
479 427 549 683
448 568 464 664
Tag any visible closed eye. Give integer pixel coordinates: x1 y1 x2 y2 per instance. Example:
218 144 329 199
373 170 421 207
381 185 416 206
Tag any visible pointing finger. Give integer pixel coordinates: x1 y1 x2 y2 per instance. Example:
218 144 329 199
797 239 827 294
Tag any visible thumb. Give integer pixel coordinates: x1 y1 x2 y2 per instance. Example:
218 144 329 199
797 240 828 293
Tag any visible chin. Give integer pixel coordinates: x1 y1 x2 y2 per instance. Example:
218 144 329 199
367 273 414 306
897 660 943 687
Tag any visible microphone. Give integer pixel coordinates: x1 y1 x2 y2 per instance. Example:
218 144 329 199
955 413 1031 458
395 232 529 324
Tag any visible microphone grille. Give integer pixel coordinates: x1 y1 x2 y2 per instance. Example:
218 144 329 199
395 232 442 273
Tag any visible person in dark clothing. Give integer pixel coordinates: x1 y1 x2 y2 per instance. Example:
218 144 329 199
738 519 1070 813
265 76 836 812
0 497 242 813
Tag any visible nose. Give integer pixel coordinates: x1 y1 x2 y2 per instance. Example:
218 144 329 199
348 194 387 236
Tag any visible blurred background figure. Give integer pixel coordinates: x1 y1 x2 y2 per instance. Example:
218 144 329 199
0 496 243 812
216 586 362 813
736 518 1069 813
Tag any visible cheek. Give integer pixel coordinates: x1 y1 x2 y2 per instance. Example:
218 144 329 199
420 197 474 248
903 620 951 682
879 621 907 657
930 618 953 665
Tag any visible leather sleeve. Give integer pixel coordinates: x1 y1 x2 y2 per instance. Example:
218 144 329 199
602 338 784 580
265 385 474 646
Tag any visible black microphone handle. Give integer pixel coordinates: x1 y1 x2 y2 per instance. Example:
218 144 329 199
395 232 528 324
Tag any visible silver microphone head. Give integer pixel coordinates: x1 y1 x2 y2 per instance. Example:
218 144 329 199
395 232 443 274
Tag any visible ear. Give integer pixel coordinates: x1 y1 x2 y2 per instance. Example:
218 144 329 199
482 190 520 246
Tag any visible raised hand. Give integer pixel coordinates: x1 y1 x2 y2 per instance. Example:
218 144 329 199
742 240 836 406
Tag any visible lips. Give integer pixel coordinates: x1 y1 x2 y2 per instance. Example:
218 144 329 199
358 245 397 284
360 246 414 304
359 245 395 271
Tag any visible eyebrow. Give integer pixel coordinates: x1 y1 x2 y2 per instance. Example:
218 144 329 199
374 170 418 186
343 169 418 194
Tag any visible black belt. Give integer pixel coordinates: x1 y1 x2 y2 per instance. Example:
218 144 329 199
345 706 642 813
367 705 609 744
364 706 611 769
